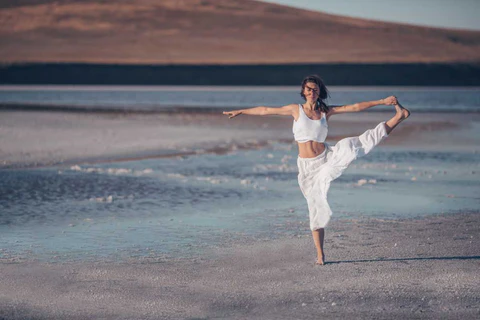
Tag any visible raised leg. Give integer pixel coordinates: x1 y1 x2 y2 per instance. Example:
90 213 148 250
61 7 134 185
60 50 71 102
385 102 410 134
312 228 325 265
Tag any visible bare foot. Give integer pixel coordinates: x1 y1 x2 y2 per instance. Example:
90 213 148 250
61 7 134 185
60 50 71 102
315 254 326 265
395 102 410 122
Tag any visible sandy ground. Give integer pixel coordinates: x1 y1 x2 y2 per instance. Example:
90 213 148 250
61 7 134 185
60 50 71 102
1 110 479 169
0 213 478 319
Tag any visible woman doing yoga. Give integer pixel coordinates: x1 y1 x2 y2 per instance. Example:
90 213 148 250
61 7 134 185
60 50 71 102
223 75 410 265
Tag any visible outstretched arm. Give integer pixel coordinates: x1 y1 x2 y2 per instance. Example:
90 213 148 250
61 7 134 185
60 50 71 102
223 104 296 119
327 96 398 118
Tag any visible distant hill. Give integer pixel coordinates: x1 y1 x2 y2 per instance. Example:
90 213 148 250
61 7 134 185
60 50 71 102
1 0 480 64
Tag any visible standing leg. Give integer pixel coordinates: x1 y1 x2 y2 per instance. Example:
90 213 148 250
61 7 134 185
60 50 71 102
385 102 410 134
312 228 325 265
298 156 332 265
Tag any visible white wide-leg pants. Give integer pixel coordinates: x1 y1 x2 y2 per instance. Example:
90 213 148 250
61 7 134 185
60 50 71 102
297 122 388 230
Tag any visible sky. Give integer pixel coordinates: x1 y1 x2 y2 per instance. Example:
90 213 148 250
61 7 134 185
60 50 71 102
259 0 480 31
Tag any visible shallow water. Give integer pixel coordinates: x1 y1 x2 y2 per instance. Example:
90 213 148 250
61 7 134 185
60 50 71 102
1 86 479 113
1 143 479 262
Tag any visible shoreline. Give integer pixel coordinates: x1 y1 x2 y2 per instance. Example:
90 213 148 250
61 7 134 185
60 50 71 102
1 212 478 319
2 102 480 114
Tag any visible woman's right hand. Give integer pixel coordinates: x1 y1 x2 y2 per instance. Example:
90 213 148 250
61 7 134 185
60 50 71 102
223 110 242 119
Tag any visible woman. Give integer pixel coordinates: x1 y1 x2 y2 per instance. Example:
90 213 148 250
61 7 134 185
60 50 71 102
223 75 410 265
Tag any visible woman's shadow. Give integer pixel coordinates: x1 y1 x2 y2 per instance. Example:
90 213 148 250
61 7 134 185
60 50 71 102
326 255 480 265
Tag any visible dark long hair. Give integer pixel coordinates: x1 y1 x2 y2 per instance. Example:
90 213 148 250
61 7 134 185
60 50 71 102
300 75 330 113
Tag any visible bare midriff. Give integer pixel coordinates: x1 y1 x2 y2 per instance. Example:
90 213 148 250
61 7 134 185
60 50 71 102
298 141 326 158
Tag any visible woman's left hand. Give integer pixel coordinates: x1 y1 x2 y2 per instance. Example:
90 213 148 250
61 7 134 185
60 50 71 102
382 96 398 105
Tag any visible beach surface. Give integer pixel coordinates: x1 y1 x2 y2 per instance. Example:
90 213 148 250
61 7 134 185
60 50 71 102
1 212 479 319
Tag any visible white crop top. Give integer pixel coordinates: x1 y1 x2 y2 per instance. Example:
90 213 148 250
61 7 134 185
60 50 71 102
293 104 328 143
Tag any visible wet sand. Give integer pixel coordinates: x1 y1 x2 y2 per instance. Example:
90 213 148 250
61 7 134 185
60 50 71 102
1 110 479 168
1 212 478 319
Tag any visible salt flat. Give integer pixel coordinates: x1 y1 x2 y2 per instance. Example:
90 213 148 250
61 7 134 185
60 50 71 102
1 110 478 168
